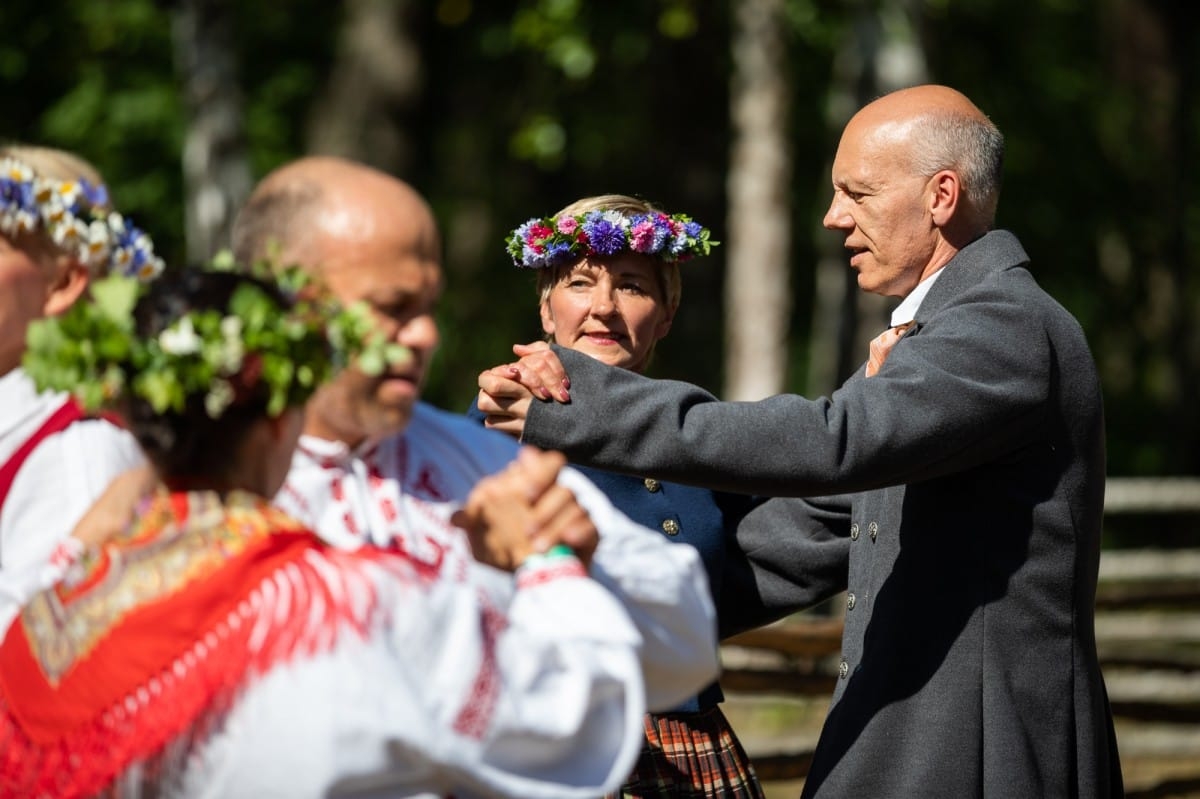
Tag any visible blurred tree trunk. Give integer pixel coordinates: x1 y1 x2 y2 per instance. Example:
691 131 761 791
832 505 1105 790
807 0 927 394
173 0 252 263
305 0 421 174
724 0 791 401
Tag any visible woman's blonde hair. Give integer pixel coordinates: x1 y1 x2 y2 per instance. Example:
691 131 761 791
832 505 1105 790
0 144 106 189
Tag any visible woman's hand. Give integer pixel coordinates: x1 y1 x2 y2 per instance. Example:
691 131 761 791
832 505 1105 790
475 342 572 438
475 367 534 438
507 342 571 402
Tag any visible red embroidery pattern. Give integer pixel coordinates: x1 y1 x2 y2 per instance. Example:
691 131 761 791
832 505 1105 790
515 560 588 590
386 533 447 585
412 465 446 502
451 597 508 740
277 482 311 519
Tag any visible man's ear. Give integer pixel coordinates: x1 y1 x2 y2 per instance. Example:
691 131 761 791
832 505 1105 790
927 170 961 227
43 261 90 317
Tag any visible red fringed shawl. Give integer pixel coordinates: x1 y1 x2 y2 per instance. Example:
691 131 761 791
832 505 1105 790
0 489 383 798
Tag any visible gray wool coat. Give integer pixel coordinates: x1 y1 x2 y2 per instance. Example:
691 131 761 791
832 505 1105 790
522 231 1123 798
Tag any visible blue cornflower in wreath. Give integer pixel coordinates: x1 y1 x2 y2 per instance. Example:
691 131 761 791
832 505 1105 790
0 156 164 281
506 207 716 270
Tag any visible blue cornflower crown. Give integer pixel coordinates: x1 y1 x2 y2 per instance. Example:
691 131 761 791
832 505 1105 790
506 209 717 270
0 157 164 281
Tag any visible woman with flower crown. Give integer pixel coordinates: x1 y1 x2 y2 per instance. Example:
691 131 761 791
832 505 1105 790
0 145 164 636
1 262 657 798
470 194 767 799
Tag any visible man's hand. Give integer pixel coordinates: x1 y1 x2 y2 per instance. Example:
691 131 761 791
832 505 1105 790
451 447 598 571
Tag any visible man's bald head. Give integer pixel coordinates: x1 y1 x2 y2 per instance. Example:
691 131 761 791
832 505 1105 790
231 156 437 275
847 85 1004 231
233 156 443 447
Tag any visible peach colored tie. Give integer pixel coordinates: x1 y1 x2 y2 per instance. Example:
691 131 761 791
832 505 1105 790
865 322 913 378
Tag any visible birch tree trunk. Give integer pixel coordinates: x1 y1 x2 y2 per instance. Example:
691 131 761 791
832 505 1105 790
305 0 421 173
724 0 791 401
173 0 252 264
806 0 927 394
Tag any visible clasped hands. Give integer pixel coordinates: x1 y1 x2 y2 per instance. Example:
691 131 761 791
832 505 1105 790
452 446 599 572
474 342 572 438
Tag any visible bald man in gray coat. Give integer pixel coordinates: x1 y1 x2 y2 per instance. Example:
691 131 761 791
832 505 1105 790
476 85 1123 798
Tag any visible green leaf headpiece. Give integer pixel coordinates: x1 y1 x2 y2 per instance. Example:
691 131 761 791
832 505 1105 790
22 255 409 420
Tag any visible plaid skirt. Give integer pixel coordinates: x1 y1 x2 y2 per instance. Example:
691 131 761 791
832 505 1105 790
606 706 766 798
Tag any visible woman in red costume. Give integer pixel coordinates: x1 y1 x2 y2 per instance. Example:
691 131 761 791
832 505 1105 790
0 264 659 798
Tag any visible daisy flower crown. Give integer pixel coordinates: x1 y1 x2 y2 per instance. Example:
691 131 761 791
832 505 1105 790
21 254 410 420
0 156 164 281
506 209 717 270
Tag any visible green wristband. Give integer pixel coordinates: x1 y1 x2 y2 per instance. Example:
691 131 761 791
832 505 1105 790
521 544 577 569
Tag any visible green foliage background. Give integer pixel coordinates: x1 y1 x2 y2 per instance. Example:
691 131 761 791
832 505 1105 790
3 0 1197 479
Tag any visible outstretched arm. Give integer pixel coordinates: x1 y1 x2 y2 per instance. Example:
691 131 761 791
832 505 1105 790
519 287 1056 498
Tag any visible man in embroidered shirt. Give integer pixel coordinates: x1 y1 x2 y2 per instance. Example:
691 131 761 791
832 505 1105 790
229 155 718 713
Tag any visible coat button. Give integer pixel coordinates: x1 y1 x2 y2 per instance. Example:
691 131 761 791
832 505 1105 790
868 521 879 541
846 592 856 611
838 659 849 679
643 478 661 493
850 523 860 541
661 519 680 536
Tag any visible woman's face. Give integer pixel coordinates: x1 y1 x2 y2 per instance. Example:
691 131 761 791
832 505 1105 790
0 234 54 375
539 253 673 373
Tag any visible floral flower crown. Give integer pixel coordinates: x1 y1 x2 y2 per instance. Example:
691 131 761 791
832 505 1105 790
21 253 409 420
506 208 717 270
0 156 164 281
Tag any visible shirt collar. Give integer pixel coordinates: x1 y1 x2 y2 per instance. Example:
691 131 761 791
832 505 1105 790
891 266 948 327
295 433 381 469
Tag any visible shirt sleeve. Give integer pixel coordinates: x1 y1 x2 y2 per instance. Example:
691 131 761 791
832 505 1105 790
556 465 720 712
183 552 648 799
0 420 144 620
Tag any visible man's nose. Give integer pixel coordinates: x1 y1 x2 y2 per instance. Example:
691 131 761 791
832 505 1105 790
397 313 439 350
822 195 850 230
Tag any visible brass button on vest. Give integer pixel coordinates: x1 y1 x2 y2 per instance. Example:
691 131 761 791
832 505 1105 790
850 523 860 541
643 478 661 493
661 518 680 536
